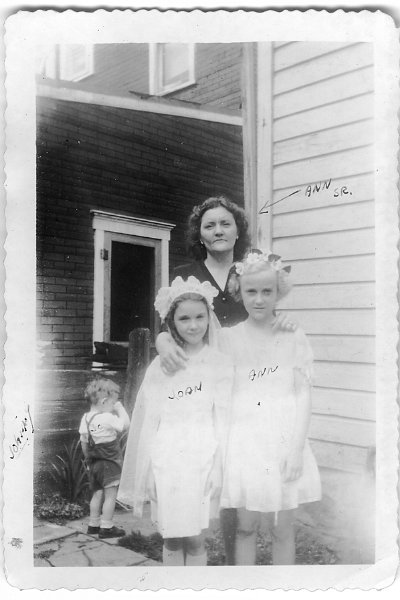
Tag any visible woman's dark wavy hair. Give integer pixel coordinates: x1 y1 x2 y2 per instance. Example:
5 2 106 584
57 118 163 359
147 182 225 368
186 195 251 261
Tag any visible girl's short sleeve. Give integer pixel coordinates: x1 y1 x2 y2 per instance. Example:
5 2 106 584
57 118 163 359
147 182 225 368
294 328 314 383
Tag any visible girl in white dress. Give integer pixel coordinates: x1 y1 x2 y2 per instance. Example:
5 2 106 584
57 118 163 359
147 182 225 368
118 276 233 566
219 251 321 565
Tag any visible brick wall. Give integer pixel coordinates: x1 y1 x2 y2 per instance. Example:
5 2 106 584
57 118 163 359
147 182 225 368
167 44 243 110
37 97 243 369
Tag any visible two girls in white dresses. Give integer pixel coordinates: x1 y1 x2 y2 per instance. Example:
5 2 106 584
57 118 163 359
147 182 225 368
118 252 321 566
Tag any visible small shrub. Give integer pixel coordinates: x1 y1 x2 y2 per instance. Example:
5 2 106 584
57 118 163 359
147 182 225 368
49 438 89 503
119 531 163 562
34 492 88 524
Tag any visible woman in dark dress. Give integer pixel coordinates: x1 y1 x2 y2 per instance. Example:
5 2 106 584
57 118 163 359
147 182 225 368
156 195 295 564
174 196 249 323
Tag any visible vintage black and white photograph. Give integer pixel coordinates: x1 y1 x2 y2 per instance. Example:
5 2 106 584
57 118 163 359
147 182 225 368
3 7 399 591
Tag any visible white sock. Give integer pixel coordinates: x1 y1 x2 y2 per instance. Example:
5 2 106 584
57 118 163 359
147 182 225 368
100 519 114 529
162 547 184 566
89 517 101 527
185 551 207 566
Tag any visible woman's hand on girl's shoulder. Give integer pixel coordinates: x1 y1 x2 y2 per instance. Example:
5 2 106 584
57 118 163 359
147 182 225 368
156 331 188 374
159 345 189 375
272 312 298 333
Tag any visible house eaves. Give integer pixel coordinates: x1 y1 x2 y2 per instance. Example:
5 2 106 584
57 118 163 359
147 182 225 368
37 84 243 126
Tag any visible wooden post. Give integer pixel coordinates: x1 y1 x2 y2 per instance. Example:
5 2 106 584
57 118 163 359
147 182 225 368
241 42 258 245
255 42 273 251
241 42 273 250
124 328 151 416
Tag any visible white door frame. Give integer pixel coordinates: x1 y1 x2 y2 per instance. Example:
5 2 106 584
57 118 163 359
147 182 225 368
102 231 160 343
91 210 175 344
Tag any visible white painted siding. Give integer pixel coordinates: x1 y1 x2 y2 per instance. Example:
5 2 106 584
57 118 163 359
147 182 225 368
271 42 375 472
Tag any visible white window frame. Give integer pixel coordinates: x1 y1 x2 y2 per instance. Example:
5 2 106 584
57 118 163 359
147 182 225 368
91 210 174 344
59 44 94 82
149 43 195 96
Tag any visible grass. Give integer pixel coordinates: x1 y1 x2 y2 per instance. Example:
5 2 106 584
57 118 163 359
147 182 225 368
118 525 338 566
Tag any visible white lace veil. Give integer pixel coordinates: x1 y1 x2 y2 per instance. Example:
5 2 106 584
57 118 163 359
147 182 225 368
117 278 221 516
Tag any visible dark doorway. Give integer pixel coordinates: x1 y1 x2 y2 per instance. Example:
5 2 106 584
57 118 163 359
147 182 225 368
110 242 155 342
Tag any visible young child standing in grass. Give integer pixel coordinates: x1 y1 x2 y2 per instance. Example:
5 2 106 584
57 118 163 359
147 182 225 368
79 377 130 539
118 277 233 566
219 251 321 565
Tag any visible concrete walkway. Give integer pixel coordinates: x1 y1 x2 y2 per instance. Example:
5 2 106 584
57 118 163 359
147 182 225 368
34 507 159 567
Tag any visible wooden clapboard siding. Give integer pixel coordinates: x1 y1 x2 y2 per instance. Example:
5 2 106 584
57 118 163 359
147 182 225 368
274 94 374 142
274 42 357 72
274 66 374 119
310 335 375 364
281 309 375 336
309 414 375 447
274 201 374 237
274 43 373 95
312 387 375 421
274 146 374 187
273 173 374 212
271 42 375 472
274 228 374 260
274 121 373 165
313 362 375 392
287 255 374 285
310 440 372 472
279 282 374 310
